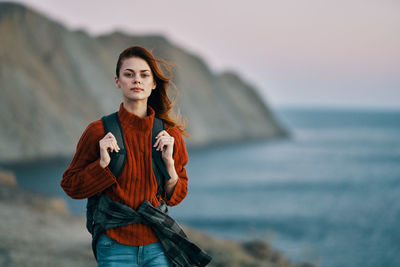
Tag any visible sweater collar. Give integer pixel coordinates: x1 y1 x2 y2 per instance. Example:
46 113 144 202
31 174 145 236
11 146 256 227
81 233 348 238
118 102 155 131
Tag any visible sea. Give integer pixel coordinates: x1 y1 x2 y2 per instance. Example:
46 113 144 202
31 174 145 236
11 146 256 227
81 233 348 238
3 107 400 267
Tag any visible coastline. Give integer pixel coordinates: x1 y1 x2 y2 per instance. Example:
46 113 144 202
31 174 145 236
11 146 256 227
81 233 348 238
0 170 316 267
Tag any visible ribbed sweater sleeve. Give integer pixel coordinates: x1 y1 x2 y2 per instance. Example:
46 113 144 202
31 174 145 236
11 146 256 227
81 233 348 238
165 126 189 206
60 120 117 199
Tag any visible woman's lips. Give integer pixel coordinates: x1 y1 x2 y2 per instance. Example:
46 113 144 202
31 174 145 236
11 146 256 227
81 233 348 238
131 87 143 92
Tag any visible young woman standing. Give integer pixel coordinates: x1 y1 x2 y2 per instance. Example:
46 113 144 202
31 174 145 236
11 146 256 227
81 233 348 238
61 46 191 266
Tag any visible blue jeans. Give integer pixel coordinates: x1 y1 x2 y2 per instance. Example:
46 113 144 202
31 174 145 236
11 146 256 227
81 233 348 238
96 233 173 267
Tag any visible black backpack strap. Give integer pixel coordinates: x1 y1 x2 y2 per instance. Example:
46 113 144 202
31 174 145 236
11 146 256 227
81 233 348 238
87 112 127 234
152 118 172 198
101 112 127 178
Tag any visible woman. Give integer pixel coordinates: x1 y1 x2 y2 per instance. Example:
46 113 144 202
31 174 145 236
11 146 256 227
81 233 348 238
61 46 191 266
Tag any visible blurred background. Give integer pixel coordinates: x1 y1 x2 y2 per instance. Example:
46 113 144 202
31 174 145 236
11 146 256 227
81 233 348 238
0 0 399 266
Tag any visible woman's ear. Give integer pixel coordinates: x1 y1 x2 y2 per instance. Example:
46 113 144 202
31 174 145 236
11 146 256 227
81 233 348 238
115 76 121 88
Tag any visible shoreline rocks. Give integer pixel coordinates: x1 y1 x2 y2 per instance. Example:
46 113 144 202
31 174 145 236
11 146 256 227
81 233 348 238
0 170 316 267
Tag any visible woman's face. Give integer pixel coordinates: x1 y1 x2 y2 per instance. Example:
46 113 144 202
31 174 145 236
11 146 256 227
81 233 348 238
115 56 156 103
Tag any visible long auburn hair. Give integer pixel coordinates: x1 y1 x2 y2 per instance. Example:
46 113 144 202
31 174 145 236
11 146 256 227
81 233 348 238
115 46 189 138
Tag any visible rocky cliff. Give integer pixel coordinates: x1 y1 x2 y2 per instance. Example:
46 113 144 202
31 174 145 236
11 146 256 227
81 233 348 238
0 2 288 163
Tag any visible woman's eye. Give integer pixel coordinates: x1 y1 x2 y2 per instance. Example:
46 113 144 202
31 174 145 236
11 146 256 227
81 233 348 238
124 73 148 77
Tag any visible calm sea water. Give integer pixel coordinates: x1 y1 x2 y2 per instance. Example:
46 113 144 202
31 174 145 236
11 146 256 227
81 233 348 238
3 107 400 267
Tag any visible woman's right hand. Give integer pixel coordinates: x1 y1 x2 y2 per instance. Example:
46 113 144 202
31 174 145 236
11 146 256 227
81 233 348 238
99 132 120 168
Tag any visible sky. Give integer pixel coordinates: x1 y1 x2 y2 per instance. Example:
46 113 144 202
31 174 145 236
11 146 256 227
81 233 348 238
6 0 400 109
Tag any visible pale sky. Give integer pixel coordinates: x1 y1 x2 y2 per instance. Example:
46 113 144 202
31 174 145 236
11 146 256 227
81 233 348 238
6 0 400 109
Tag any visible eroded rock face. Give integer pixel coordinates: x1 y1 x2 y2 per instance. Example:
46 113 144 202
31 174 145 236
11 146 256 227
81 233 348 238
0 2 288 163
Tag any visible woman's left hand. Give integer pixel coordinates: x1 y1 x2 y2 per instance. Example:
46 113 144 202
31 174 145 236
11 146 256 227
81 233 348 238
154 130 174 164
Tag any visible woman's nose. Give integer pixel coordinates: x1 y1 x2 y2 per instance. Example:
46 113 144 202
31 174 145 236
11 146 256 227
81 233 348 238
133 76 141 83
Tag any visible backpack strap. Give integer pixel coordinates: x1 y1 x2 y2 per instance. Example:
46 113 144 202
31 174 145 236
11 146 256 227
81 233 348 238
86 112 127 234
101 112 127 178
152 117 172 198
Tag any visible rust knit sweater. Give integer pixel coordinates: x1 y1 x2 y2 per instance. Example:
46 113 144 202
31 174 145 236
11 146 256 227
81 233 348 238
61 102 189 246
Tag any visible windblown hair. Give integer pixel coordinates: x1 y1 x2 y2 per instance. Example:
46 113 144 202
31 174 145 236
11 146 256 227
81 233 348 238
115 46 189 138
